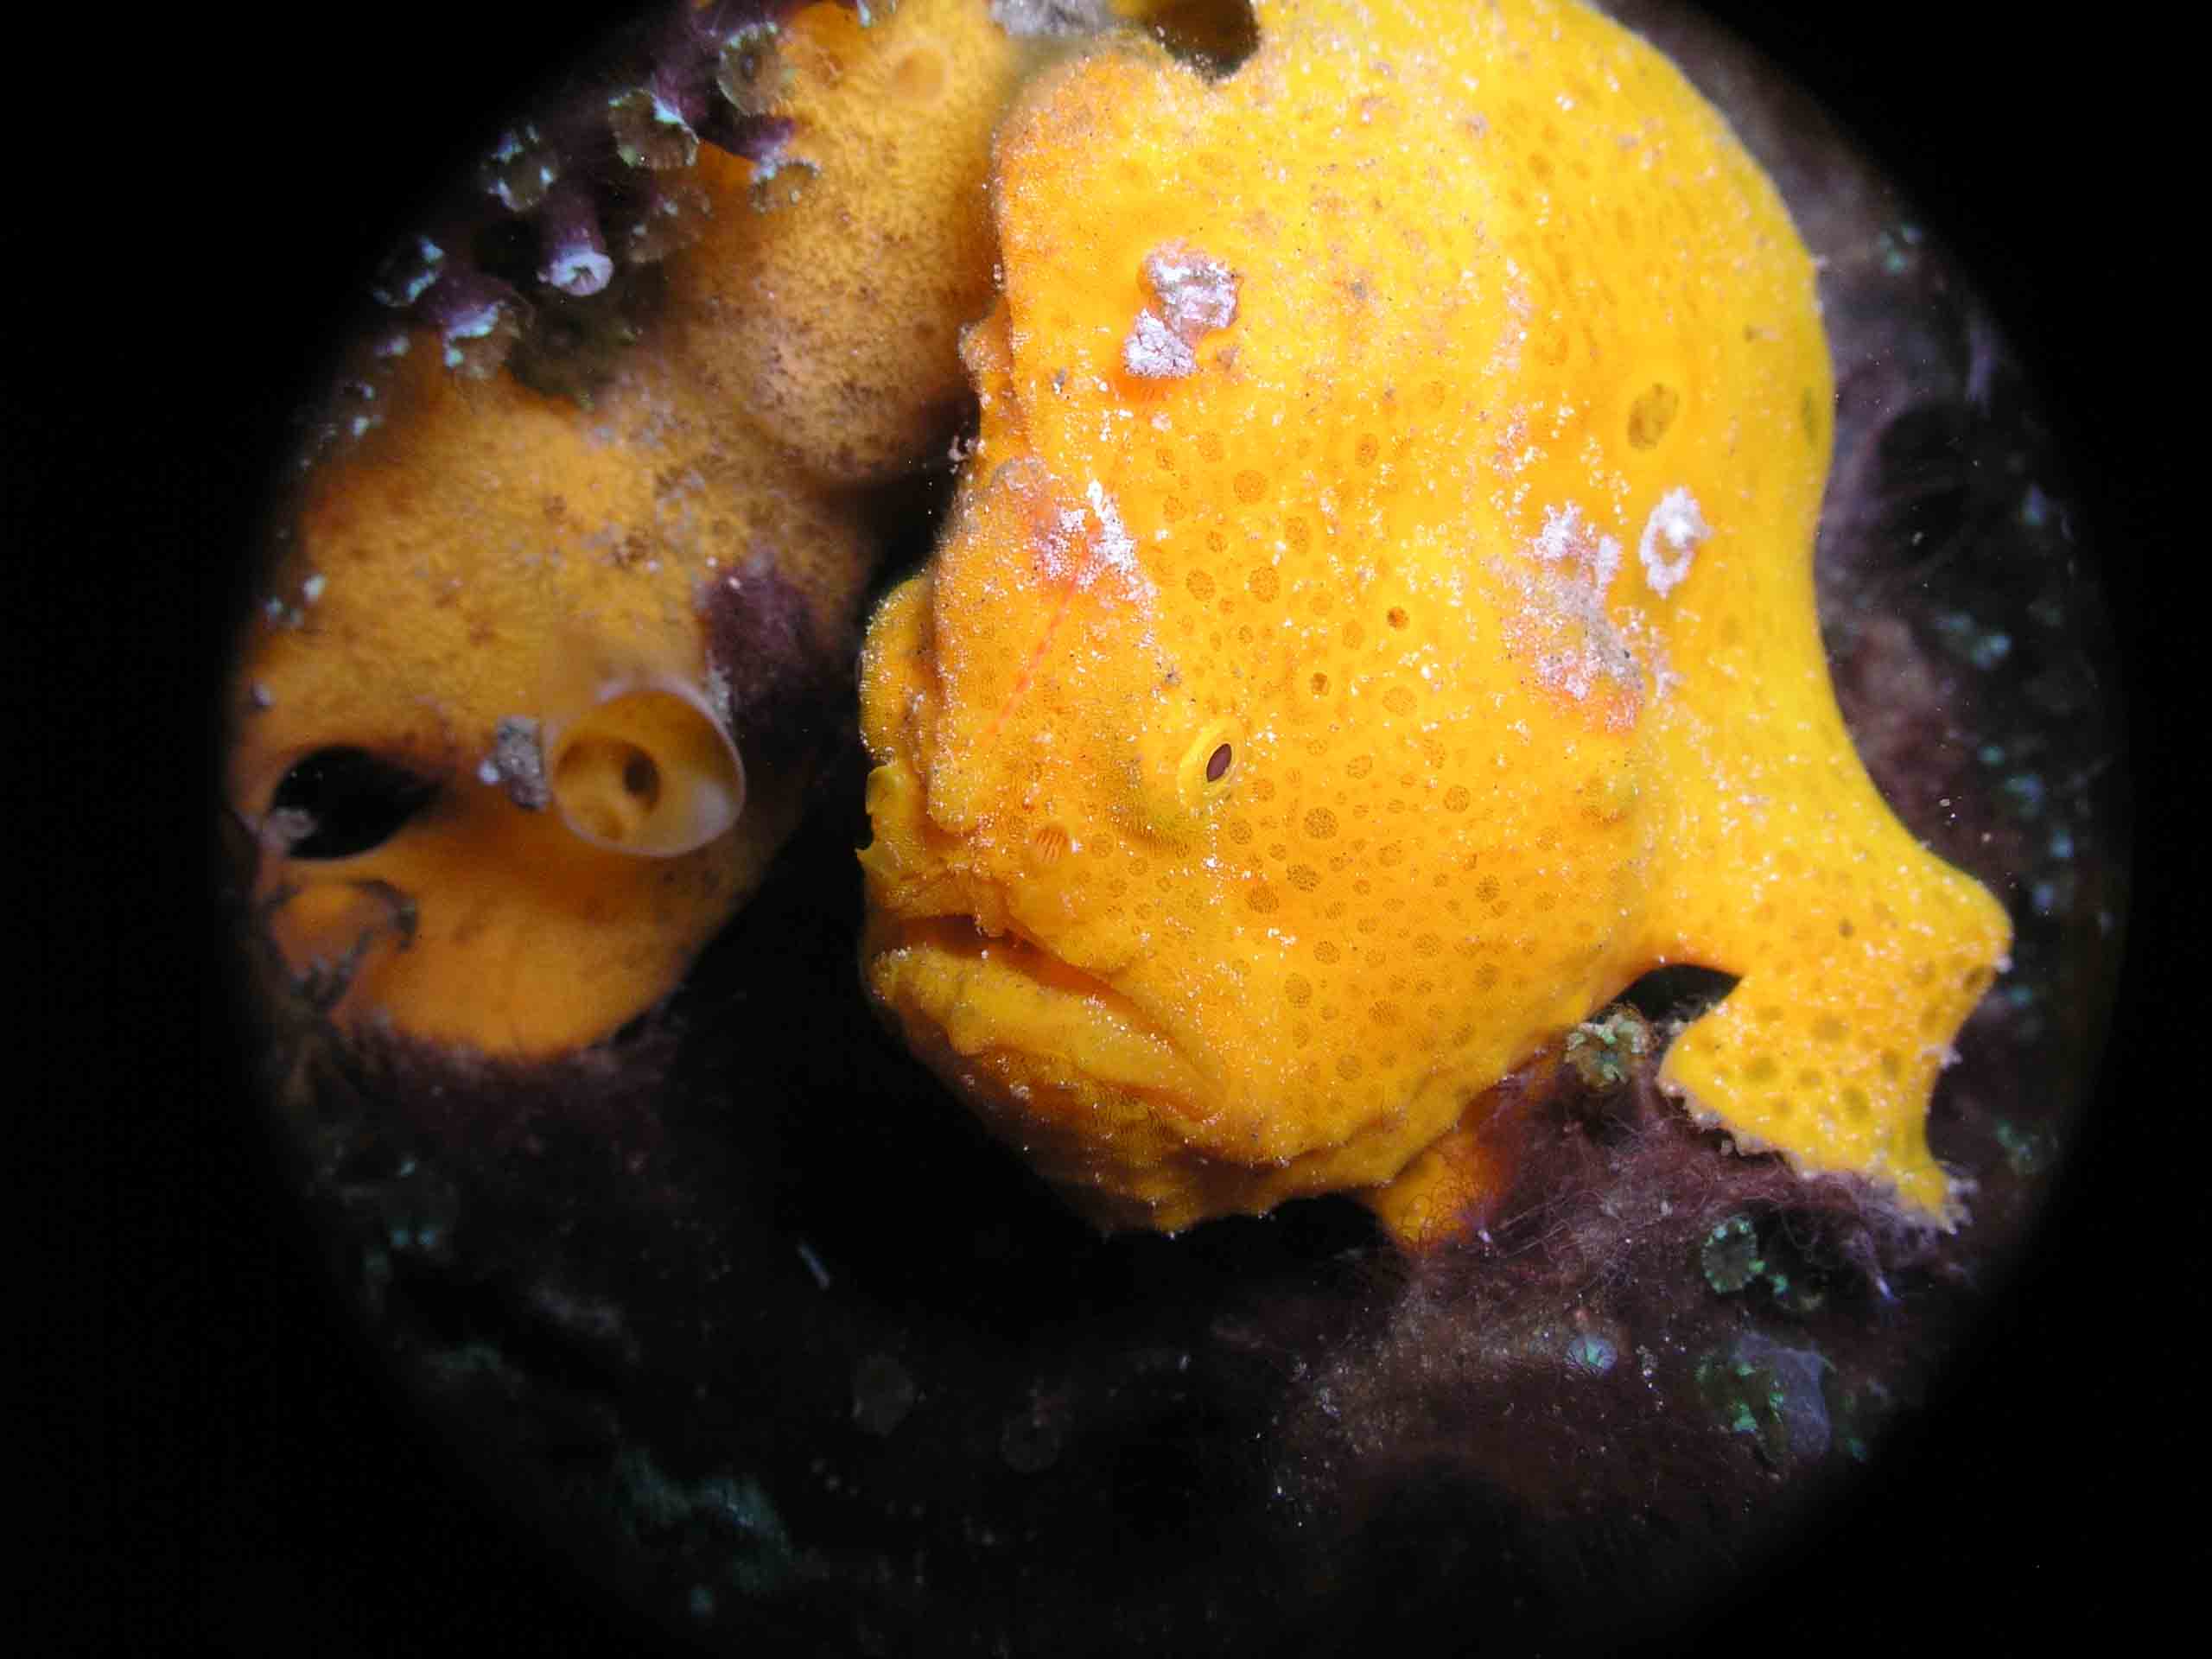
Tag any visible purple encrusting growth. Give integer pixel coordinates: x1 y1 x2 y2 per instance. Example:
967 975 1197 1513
697 555 842 770
367 0 843 379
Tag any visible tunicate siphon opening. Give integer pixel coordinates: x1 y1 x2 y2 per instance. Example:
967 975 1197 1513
544 680 744 857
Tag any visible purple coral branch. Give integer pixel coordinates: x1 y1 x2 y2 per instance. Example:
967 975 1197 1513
480 122 561 213
360 0 855 375
419 268 529 377
537 181 613 297
622 176 714 265
607 71 705 171
609 0 825 168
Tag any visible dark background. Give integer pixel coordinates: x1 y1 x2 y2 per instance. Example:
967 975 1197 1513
13 2 2182 1652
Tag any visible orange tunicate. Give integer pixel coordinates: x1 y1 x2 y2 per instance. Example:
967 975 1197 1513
232 341 871 1055
857 0 2012 1244
229 0 1047 1056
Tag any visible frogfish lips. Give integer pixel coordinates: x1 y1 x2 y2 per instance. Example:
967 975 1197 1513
858 785 1224 1233
867 916 1205 1105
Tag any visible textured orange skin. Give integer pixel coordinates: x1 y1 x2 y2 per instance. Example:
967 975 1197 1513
858 0 2012 1243
229 0 1033 1056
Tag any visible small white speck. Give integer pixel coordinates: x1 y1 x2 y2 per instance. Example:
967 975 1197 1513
301 574 327 604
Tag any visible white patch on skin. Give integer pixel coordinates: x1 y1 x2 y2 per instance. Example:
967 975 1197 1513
1034 505 1087 584
1639 486 1710 595
443 298 503 343
1122 241 1238 378
1030 479 1154 610
1528 502 1623 596
1084 480 1151 605
485 715 550 810
1503 501 1643 720
1531 501 1584 562
1123 309 1197 378
1592 534 1621 594
1144 243 1239 337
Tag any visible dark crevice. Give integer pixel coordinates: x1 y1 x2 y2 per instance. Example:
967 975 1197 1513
1143 0 1261 77
1617 964 1738 1023
270 747 441 860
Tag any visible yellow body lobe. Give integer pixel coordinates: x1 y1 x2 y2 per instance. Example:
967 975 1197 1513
858 0 2010 1240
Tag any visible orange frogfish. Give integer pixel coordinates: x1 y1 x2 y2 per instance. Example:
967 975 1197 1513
229 0 1033 1057
856 0 2012 1246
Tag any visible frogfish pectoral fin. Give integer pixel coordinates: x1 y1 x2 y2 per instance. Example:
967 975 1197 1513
1649 825 2012 1221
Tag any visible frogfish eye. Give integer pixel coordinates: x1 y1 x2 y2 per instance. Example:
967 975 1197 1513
1165 717 1242 813
543 677 746 858
267 747 440 861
